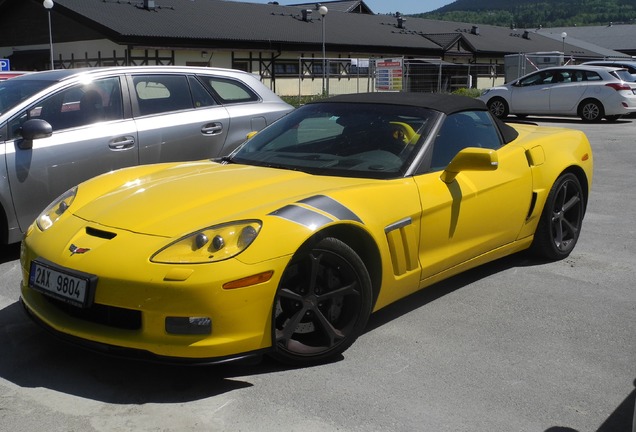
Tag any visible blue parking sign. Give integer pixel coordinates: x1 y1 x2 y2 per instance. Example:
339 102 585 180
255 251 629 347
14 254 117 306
0 59 10 71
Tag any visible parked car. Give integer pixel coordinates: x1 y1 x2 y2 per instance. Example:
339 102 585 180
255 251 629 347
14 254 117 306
0 66 293 244
479 65 636 122
20 92 593 366
582 60 636 78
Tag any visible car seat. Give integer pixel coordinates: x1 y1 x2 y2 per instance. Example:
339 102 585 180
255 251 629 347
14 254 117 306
79 89 105 123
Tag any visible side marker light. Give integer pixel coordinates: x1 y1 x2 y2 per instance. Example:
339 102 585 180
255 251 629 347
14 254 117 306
223 271 274 290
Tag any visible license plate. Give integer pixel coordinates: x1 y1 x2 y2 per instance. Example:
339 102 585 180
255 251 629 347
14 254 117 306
29 260 97 308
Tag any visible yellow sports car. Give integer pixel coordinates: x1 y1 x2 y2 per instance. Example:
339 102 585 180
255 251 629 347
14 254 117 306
20 93 593 365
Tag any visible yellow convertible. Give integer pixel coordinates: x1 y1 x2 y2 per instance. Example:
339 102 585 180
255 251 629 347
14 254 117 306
20 93 593 365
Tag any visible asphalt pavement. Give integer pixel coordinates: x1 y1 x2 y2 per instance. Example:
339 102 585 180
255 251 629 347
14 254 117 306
0 116 634 432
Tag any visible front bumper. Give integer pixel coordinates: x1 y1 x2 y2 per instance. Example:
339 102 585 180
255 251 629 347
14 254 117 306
20 223 290 362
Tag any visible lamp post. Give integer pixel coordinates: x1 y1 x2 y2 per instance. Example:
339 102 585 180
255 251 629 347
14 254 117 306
317 4 328 95
43 0 54 69
561 31 567 54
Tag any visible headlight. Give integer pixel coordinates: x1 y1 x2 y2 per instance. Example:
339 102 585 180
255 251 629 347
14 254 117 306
151 220 262 264
36 187 77 231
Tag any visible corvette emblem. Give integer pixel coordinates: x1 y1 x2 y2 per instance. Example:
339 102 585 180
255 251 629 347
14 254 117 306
69 244 91 255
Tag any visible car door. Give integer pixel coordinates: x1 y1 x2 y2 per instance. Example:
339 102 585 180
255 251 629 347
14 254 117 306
549 69 587 112
5 76 138 232
510 70 555 114
414 112 533 279
196 75 277 155
129 73 231 163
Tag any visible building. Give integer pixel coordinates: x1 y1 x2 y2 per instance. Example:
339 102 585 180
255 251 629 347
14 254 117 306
0 0 629 95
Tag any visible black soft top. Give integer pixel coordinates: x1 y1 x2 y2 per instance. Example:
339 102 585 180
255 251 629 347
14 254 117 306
321 92 485 114
318 92 519 143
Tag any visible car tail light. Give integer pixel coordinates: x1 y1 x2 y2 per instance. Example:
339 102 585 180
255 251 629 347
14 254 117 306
605 83 632 91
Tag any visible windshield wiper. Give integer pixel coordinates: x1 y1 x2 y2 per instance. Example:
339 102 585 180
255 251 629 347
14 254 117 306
214 155 234 164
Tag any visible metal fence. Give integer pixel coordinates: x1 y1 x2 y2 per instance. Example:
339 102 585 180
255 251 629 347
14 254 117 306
274 57 504 100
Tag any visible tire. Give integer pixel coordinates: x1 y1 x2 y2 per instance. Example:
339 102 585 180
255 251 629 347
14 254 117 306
271 237 372 366
531 173 585 260
487 97 509 119
579 99 604 122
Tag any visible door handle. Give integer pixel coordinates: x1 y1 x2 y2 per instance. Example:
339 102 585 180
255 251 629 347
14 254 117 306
109 136 135 150
202 123 223 135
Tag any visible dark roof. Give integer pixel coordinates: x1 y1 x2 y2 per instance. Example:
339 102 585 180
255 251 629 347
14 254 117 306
321 92 487 114
46 0 441 53
0 0 628 60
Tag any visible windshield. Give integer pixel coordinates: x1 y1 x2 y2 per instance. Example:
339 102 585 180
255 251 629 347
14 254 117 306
0 79 53 115
231 102 439 179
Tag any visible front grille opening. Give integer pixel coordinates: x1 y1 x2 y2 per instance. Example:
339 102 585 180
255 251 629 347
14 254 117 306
86 226 117 239
46 297 141 330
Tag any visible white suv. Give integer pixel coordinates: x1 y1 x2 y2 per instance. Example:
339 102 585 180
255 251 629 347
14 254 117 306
479 65 636 122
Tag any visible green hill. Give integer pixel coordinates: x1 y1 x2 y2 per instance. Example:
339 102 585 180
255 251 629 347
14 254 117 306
412 0 636 28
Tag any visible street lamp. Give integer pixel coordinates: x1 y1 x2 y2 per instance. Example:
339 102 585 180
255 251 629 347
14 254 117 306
317 4 328 95
43 0 54 70
561 31 567 54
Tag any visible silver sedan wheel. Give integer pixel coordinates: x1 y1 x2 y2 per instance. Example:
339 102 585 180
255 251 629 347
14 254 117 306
579 100 604 122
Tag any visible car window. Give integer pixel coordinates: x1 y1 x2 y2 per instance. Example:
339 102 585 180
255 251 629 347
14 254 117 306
552 71 567 83
188 76 217 108
0 79 52 115
133 75 193 116
583 71 602 81
610 69 636 82
429 111 502 172
262 115 344 150
587 62 636 75
198 76 259 104
571 70 585 82
8 77 123 136
518 71 554 86
232 102 437 179
621 65 636 74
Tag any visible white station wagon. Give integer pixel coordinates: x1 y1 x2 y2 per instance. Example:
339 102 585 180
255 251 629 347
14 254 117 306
479 65 636 122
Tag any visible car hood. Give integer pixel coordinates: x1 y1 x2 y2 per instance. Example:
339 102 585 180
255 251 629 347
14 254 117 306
73 161 371 238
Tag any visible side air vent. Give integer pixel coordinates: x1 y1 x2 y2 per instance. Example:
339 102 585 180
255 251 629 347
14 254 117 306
384 217 418 276
526 192 538 220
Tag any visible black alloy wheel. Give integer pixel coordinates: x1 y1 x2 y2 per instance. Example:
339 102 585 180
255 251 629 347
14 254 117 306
271 237 372 366
531 173 585 260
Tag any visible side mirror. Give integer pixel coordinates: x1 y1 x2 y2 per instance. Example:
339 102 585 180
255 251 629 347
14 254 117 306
440 147 499 184
18 119 53 149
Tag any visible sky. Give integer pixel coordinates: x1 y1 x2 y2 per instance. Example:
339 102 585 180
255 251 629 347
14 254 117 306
227 0 455 15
